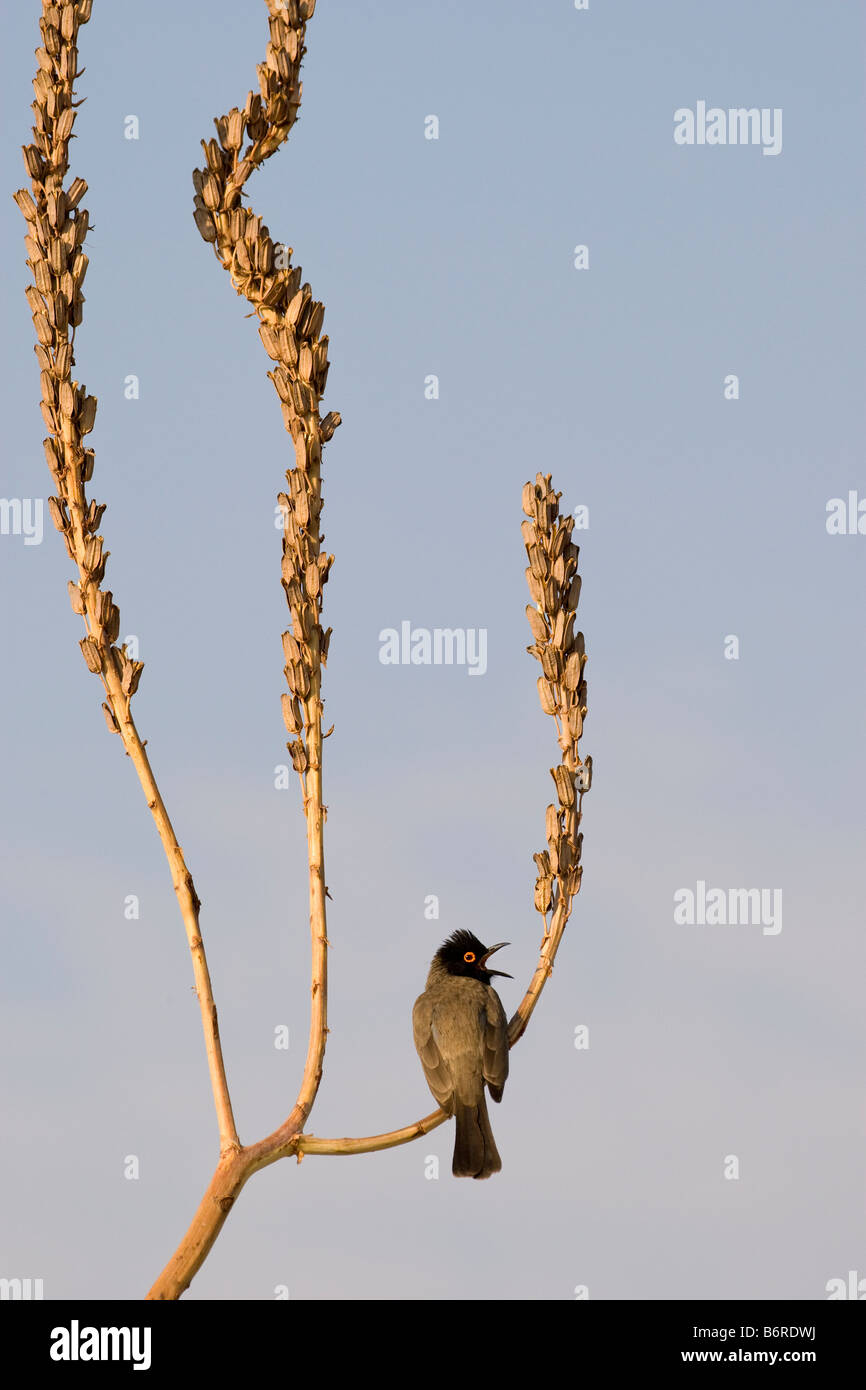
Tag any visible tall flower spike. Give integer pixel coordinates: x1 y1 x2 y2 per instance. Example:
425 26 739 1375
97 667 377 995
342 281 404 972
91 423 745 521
14 0 136 726
522 473 590 927
16 1 238 1162
508 474 591 1046
189 0 337 1156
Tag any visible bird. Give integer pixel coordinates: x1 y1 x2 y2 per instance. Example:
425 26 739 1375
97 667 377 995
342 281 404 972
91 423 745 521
412 929 510 1178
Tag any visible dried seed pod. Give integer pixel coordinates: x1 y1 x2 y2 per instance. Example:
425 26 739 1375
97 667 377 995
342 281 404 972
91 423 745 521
67 177 88 209
293 487 309 527
534 877 553 914
85 500 106 531
203 137 223 172
320 410 341 441
282 631 302 665
50 291 68 330
34 312 54 346
83 534 103 570
552 764 575 807
537 676 557 715
46 190 67 227
292 602 314 642
287 287 306 323
522 481 536 516
525 604 547 643
102 701 119 733
47 495 69 532
70 251 88 289
540 647 560 683
121 657 144 698
259 323 281 359
56 105 75 141
202 173 221 210
14 188 39 221
193 208 217 242
25 285 45 316
40 370 57 404
527 544 547 581
281 692 302 734
290 662 310 698
104 604 120 644
79 636 101 673
565 865 583 897
78 393 97 434
521 520 537 549
271 366 291 402
563 651 581 691
67 579 85 614
552 610 574 651
288 740 308 773
305 301 324 340
33 259 53 295
525 568 544 605
226 108 245 150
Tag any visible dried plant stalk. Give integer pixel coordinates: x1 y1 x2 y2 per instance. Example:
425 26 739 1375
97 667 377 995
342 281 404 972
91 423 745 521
510 472 591 1042
15 0 238 1153
17 0 591 1302
190 0 338 1133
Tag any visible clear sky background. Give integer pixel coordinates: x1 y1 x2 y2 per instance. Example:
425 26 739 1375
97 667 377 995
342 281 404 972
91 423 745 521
1 0 863 1300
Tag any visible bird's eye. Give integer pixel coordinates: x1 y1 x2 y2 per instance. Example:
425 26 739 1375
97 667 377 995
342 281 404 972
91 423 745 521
463 951 476 963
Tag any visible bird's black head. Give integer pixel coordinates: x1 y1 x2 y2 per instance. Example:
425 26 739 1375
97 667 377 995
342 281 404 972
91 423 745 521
434 929 512 982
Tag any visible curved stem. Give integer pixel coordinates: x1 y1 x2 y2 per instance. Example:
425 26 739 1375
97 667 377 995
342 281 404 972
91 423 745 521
107 678 239 1152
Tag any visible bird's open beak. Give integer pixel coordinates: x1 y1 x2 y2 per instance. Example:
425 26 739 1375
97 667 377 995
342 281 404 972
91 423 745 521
480 942 512 978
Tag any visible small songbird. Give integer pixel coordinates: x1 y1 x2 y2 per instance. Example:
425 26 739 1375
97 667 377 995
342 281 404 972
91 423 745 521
412 929 510 1178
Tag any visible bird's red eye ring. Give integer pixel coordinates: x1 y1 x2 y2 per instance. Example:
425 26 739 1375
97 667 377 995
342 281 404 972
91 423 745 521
463 951 476 963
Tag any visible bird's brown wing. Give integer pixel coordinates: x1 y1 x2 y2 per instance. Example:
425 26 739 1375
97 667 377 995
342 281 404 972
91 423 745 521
412 992 454 1110
482 987 509 1102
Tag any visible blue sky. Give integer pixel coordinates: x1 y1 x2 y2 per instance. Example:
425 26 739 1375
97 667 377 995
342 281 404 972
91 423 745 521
0 0 863 1299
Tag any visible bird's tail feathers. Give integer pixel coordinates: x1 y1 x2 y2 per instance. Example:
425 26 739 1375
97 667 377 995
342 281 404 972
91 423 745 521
453 1092 501 1179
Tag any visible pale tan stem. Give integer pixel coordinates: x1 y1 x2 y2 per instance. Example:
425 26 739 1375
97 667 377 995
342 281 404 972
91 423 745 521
508 894 572 1046
295 668 329 1122
297 1109 448 1156
101 663 239 1153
